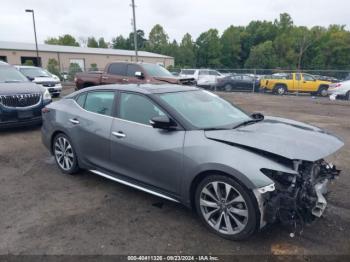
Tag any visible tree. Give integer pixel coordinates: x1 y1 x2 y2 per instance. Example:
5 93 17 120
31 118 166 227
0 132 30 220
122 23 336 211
112 35 131 50
47 58 61 79
146 24 169 54
129 30 146 50
220 26 241 68
87 37 99 48
68 63 82 81
196 29 222 67
178 33 196 67
245 41 278 69
45 34 80 46
98 37 108 48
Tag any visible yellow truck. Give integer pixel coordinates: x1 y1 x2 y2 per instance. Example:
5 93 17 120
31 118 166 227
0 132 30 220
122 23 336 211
261 73 331 96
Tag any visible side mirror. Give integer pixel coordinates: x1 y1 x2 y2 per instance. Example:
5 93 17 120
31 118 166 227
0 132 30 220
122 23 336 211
150 115 177 130
251 112 264 120
135 71 144 79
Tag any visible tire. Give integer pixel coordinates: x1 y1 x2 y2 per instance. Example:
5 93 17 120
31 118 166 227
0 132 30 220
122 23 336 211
274 85 287 95
52 133 80 174
224 84 233 92
195 175 258 240
346 91 350 101
318 86 328 97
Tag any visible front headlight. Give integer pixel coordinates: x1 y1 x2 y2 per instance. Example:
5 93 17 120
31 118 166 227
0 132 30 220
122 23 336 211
43 89 52 100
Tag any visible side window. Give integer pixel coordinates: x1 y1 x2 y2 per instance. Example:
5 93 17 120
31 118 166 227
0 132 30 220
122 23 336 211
84 91 115 116
119 93 165 125
199 70 209 76
295 73 301 81
76 93 87 107
127 64 141 77
209 71 220 76
108 63 127 76
303 74 315 81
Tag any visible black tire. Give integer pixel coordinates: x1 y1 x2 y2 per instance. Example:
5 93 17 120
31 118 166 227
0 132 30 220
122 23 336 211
224 84 233 92
195 174 258 240
274 84 287 95
345 91 350 100
318 86 328 97
52 133 80 175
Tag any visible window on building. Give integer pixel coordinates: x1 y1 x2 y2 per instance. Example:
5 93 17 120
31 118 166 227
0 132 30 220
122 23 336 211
20 56 41 67
0 56 7 62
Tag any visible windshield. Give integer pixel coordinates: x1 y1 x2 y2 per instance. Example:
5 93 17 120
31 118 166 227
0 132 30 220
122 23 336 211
0 66 29 83
159 90 251 129
19 67 51 78
142 64 174 78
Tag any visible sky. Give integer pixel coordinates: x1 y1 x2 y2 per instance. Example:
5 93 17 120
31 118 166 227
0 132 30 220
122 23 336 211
1 0 349 45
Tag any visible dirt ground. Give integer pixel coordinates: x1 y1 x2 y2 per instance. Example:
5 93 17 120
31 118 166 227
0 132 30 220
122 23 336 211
0 86 349 256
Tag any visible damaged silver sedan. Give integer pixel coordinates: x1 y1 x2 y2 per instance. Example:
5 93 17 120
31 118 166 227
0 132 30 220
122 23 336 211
42 85 344 240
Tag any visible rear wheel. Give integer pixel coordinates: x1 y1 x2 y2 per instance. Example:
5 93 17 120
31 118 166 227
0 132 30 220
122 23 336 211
195 175 257 240
345 91 350 100
53 133 80 174
224 84 233 92
274 85 287 95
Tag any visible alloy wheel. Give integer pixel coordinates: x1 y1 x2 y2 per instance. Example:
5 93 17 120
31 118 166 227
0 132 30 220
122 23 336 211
54 137 75 171
199 181 249 235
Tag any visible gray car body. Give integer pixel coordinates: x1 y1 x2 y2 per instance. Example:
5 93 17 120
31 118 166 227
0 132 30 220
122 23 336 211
41 84 344 209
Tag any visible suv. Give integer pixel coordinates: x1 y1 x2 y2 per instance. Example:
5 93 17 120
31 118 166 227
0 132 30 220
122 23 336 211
15 66 62 97
179 69 225 88
0 63 52 128
75 62 195 90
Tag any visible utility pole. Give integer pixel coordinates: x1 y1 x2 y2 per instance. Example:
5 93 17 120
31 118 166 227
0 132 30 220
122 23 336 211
131 0 138 61
25 9 40 66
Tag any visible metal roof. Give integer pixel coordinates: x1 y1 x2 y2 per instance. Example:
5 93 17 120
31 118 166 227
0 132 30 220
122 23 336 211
0 41 172 59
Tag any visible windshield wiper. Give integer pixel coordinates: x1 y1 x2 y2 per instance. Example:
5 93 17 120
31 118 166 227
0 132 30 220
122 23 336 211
232 119 262 129
203 127 231 131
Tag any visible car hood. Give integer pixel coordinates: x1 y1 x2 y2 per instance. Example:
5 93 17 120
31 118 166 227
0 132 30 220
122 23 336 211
0 82 43 95
205 116 344 162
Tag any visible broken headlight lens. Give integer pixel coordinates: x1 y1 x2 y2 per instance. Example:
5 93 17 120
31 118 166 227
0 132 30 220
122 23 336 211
261 168 297 187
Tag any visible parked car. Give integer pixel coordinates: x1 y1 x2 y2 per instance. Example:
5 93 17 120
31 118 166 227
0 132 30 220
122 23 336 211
42 84 343 240
179 69 225 88
74 62 194 90
328 80 350 100
15 66 62 97
216 74 260 92
261 73 331 96
0 63 52 128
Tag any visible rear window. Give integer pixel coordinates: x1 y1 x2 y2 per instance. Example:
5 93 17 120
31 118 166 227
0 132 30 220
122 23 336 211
181 69 195 75
108 63 127 76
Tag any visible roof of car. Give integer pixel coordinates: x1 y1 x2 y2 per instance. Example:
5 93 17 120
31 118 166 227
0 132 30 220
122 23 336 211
70 84 199 97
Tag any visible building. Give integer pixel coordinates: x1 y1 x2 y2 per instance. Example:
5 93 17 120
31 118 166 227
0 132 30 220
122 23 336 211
0 41 174 71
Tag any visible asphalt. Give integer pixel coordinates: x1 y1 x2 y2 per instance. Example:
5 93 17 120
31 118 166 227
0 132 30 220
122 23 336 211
0 86 349 256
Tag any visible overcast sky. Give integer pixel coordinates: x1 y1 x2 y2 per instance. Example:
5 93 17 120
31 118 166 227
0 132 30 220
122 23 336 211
1 0 349 45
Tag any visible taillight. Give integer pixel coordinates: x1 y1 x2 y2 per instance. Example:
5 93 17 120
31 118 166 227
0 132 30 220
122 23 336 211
42 107 50 113
335 83 342 88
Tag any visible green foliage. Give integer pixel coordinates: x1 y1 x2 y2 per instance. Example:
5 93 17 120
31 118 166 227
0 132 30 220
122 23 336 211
220 26 241 68
89 63 98 71
45 34 80 46
47 58 61 79
98 37 108 48
112 35 130 50
177 33 196 67
146 24 169 54
87 37 99 48
245 41 278 68
68 63 82 81
196 29 222 67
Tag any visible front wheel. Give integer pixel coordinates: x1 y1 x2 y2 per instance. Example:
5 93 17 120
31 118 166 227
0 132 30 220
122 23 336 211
224 84 233 92
318 86 328 97
53 133 80 174
195 175 258 240
274 85 287 95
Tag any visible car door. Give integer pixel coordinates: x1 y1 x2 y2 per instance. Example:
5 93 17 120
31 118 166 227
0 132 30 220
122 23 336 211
101 63 128 85
125 64 145 84
109 92 185 195
69 90 116 169
300 74 318 92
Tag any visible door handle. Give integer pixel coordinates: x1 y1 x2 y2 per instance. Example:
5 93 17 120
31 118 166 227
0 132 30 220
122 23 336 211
69 118 80 124
122 78 129 82
101 76 109 80
112 131 126 138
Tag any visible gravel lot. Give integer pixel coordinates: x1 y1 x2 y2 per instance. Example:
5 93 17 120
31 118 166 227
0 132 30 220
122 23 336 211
0 86 349 256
